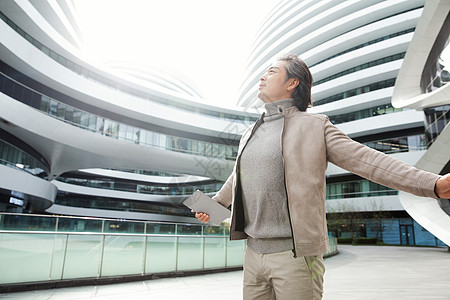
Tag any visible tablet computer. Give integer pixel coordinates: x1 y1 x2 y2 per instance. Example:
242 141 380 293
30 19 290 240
183 190 230 225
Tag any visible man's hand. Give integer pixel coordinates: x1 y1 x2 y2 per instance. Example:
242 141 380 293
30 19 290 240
191 210 210 223
435 173 450 199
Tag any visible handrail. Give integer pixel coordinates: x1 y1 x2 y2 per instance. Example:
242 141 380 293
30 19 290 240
0 230 226 237
424 73 449 93
0 158 46 177
0 211 178 224
55 177 222 195
326 189 398 199
0 212 228 235
362 134 427 154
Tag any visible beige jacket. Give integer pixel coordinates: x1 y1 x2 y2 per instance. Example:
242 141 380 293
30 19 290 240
213 105 440 257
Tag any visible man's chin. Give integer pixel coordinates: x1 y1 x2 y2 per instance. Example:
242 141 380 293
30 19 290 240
257 92 270 103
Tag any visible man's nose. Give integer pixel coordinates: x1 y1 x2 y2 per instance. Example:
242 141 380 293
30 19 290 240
260 74 266 81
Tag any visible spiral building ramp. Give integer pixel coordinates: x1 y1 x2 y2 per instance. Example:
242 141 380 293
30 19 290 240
392 0 450 246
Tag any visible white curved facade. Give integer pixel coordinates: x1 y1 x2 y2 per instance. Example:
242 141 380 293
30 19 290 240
0 0 447 246
392 0 450 246
0 0 258 223
239 0 425 107
239 0 448 246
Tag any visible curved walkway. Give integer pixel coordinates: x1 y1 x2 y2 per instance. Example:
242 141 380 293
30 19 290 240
1 245 449 299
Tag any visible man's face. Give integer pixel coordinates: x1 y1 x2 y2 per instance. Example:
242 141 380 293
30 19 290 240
257 60 293 103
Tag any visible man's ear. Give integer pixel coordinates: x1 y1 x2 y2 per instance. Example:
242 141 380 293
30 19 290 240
287 78 299 91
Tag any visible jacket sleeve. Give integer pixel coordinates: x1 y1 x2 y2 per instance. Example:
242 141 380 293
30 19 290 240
211 171 234 208
324 117 441 199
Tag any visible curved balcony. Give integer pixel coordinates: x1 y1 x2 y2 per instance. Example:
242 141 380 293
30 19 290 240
0 92 235 181
0 138 55 212
0 165 56 211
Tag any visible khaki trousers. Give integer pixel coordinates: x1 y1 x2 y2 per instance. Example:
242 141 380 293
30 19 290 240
243 247 325 300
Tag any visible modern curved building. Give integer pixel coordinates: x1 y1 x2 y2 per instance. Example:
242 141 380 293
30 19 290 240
239 0 449 246
0 0 448 247
0 0 259 223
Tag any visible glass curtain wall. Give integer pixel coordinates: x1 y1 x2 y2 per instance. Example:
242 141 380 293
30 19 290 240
0 72 239 160
326 179 397 200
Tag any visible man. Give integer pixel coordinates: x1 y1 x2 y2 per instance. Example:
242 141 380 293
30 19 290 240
194 54 450 299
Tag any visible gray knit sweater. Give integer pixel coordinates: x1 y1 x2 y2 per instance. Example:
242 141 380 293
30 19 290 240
240 99 295 254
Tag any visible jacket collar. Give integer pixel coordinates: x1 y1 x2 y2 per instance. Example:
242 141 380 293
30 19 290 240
264 98 296 116
280 105 300 117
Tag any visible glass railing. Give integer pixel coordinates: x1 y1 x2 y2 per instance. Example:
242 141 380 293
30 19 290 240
362 134 427 154
0 139 48 178
54 192 196 218
326 179 398 200
55 176 223 196
424 105 450 146
327 103 403 125
313 78 396 106
424 67 450 93
310 28 415 68
0 213 243 285
326 189 398 200
0 213 338 285
314 52 405 86
0 213 226 235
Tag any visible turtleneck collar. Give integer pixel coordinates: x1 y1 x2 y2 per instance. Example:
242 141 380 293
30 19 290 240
264 98 296 117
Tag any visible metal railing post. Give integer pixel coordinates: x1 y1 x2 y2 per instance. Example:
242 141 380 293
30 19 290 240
60 234 70 280
202 236 205 270
175 236 179 271
224 238 228 268
48 217 59 280
98 234 106 278
142 225 148 275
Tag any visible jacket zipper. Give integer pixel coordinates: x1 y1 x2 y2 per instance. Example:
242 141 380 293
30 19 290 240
234 113 297 257
280 114 297 258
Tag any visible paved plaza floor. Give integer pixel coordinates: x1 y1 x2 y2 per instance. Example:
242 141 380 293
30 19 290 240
1 245 449 299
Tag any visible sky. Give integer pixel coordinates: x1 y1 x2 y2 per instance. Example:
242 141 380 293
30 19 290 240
74 0 280 108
